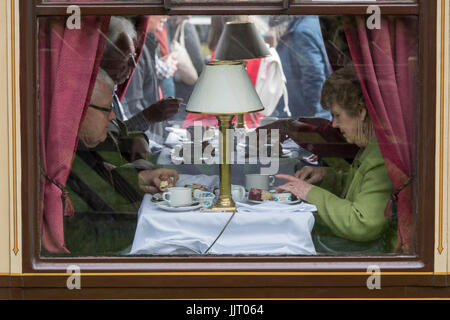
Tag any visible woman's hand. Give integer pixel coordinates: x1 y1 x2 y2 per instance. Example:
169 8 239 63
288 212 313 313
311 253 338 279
295 166 327 184
138 169 179 194
276 174 314 201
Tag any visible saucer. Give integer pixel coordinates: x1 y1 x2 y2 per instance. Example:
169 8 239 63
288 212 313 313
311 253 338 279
247 198 301 205
156 201 202 212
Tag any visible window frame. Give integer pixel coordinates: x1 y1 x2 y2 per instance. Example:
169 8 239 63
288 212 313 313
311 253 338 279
19 0 439 294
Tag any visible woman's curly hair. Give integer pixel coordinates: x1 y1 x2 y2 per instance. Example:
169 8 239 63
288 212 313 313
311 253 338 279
320 64 366 117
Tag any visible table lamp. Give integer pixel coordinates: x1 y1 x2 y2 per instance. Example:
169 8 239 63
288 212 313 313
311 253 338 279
186 61 264 212
214 21 271 129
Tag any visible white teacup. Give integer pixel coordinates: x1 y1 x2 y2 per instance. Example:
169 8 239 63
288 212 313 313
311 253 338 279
245 174 275 191
162 187 193 207
212 186 246 202
231 185 246 202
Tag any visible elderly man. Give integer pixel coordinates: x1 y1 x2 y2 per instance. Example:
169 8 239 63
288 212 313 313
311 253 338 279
66 69 179 214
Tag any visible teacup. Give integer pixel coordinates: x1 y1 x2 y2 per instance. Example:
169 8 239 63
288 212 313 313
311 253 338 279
245 174 275 191
212 185 245 202
162 187 193 207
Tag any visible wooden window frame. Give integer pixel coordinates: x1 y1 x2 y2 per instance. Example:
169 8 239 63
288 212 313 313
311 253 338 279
18 0 441 297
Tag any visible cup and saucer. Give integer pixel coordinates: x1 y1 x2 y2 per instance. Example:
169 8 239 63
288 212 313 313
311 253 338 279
156 187 202 212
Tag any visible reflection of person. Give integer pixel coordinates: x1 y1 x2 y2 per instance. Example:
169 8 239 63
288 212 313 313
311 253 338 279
155 21 177 98
256 115 360 160
167 16 205 104
182 15 265 128
119 15 181 147
101 16 182 133
270 16 332 119
67 69 179 214
276 65 396 254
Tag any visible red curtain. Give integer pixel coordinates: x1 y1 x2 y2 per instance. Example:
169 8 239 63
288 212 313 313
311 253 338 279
39 13 150 253
39 16 110 253
345 16 418 253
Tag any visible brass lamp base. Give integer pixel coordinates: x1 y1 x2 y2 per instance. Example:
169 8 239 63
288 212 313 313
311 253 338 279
206 194 237 212
202 205 237 213
235 114 248 129
209 114 237 213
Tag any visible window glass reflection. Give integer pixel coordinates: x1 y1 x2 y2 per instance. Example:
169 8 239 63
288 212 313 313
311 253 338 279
38 14 418 257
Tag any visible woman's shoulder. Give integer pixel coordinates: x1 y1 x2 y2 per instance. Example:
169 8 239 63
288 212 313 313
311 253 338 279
359 137 388 170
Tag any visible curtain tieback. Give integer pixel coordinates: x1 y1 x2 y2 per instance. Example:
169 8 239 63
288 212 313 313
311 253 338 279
390 176 414 227
41 169 74 218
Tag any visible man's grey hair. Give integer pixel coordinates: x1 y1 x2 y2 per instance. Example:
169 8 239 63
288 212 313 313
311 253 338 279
97 68 115 92
107 16 138 45
92 68 115 102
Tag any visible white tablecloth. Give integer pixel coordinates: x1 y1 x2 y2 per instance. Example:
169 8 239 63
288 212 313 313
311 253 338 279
130 194 317 256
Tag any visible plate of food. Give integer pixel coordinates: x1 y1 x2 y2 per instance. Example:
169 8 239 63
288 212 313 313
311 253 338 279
247 188 301 204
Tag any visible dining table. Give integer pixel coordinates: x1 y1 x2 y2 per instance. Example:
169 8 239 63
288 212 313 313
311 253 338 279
129 174 318 256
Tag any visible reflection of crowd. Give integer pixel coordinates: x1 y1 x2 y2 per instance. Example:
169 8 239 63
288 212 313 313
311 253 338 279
113 15 334 134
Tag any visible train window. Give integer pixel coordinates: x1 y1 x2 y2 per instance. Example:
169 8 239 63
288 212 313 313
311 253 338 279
23 0 435 276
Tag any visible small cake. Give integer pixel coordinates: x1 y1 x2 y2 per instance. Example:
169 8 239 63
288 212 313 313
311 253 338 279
248 188 262 201
159 179 174 192
248 188 273 201
261 190 274 201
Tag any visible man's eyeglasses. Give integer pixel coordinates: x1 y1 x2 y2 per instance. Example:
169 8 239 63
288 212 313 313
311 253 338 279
125 52 137 68
89 104 114 114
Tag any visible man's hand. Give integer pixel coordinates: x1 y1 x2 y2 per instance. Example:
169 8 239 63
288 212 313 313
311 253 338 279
138 168 179 194
142 97 183 123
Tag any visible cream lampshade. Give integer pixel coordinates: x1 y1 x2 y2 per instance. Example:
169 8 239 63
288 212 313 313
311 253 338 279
214 21 270 129
186 61 264 212
187 61 264 115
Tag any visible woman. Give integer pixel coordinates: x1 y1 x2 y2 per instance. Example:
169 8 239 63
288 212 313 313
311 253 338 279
277 65 396 254
167 16 204 114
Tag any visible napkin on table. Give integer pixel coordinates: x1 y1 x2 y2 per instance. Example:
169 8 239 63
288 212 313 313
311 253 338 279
236 201 317 213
